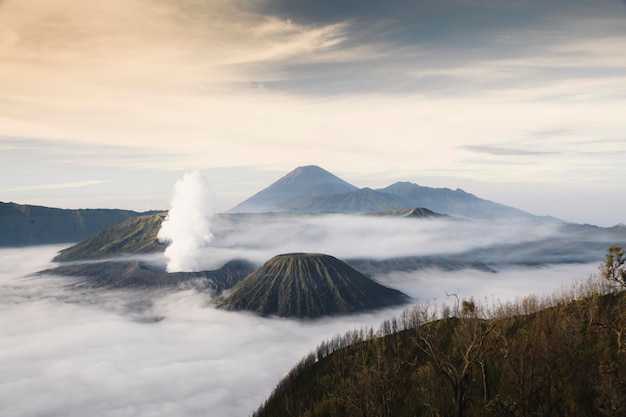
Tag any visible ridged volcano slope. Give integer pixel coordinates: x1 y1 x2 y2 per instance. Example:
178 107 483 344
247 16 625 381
216 253 409 318
53 213 167 262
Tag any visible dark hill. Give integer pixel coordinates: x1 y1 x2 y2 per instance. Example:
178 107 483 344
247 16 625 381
216 253 409 318
254 287 626 417
53 213 167 262
229 165 358 213
0 201 151 247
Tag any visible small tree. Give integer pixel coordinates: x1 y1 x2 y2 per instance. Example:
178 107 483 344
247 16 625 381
412 296 493 417
601 244 626 289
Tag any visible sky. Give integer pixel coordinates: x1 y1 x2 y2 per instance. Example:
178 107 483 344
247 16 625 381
1 0 626 226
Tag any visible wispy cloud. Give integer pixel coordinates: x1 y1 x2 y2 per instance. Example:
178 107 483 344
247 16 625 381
0 180 110 193
0 0 353 92
461 145 556 156
0 137 190 171
0 0 625 223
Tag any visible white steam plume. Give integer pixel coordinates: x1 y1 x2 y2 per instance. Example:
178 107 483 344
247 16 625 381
158 170 214 272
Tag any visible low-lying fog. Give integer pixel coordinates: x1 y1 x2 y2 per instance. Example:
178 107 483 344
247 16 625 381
1 234 603 417
161 214 567 271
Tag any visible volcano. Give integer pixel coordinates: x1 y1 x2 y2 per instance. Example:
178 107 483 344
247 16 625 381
216 253 409 318
228 165 358 213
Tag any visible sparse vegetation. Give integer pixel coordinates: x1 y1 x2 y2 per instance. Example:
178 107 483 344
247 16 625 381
253 266 626 417
601 244 626 289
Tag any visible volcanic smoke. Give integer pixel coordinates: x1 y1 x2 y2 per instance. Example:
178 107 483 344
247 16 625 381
158 171 214 272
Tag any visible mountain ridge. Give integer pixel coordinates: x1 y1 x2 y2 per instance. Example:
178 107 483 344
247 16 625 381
0 201 155 247
227 165 549 220
377 181 537 219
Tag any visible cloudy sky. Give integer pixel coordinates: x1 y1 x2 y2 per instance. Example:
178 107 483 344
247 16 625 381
1 0 625 225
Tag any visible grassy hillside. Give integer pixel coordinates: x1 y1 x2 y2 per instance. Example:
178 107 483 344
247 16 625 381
0 202 150 246
254 280 626 417
216 253 409 318
53 213 166 261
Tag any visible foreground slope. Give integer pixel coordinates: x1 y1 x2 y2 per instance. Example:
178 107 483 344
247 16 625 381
216 253 409 318
0 202 150 246
255 287 626 417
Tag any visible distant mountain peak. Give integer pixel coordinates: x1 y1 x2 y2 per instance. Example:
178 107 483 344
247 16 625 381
228 165 357 213
228 165 546 220
277 165 354 187
285 165 331 178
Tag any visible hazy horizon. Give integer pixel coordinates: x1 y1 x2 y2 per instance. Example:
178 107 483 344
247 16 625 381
2 163 626 228
1 0 626 226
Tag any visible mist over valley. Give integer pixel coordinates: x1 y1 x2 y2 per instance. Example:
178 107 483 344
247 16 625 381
2 166 626 416
0 246 606 417
3 0 626 413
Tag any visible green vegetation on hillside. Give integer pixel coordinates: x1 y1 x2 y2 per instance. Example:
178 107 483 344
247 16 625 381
53 213 166 261
254 259 626 417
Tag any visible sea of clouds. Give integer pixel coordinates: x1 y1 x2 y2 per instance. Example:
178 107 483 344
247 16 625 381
0 242 600 417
